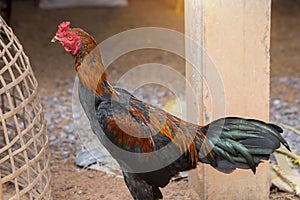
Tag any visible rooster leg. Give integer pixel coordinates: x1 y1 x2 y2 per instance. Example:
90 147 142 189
122 171 162 200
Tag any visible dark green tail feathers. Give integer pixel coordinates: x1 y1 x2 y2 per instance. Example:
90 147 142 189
197 117 290 174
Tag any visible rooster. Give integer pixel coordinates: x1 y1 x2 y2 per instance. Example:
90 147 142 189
51 21 290 200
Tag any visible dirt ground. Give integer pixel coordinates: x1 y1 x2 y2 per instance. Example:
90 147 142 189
6 0 300 199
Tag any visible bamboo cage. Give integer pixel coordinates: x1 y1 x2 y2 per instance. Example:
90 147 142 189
0 17 51 199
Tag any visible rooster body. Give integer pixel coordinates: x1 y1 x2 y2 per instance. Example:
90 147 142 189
52 22 290 200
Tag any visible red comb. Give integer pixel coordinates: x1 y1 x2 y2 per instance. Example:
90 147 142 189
57 21 71 36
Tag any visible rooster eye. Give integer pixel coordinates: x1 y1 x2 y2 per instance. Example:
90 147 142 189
67 35 73 40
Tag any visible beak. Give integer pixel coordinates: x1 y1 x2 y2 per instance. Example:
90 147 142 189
51 35 61 43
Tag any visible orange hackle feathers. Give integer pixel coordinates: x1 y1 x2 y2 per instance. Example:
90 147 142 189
70 28 118 98
146 107 206 163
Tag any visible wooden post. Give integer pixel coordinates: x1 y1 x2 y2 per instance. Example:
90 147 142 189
185 0 271 199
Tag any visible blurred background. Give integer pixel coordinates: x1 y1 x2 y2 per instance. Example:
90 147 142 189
1 0 299 199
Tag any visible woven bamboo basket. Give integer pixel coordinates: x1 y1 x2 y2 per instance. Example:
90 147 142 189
0 17 51 199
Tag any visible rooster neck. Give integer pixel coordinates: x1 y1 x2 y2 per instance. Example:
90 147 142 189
74 45 118 99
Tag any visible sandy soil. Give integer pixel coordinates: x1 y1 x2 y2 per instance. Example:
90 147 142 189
5 0 299 199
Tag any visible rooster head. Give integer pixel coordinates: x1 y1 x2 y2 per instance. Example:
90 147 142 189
51 21 82 55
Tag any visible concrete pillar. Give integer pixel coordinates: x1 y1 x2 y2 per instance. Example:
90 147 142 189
185 1 271 199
